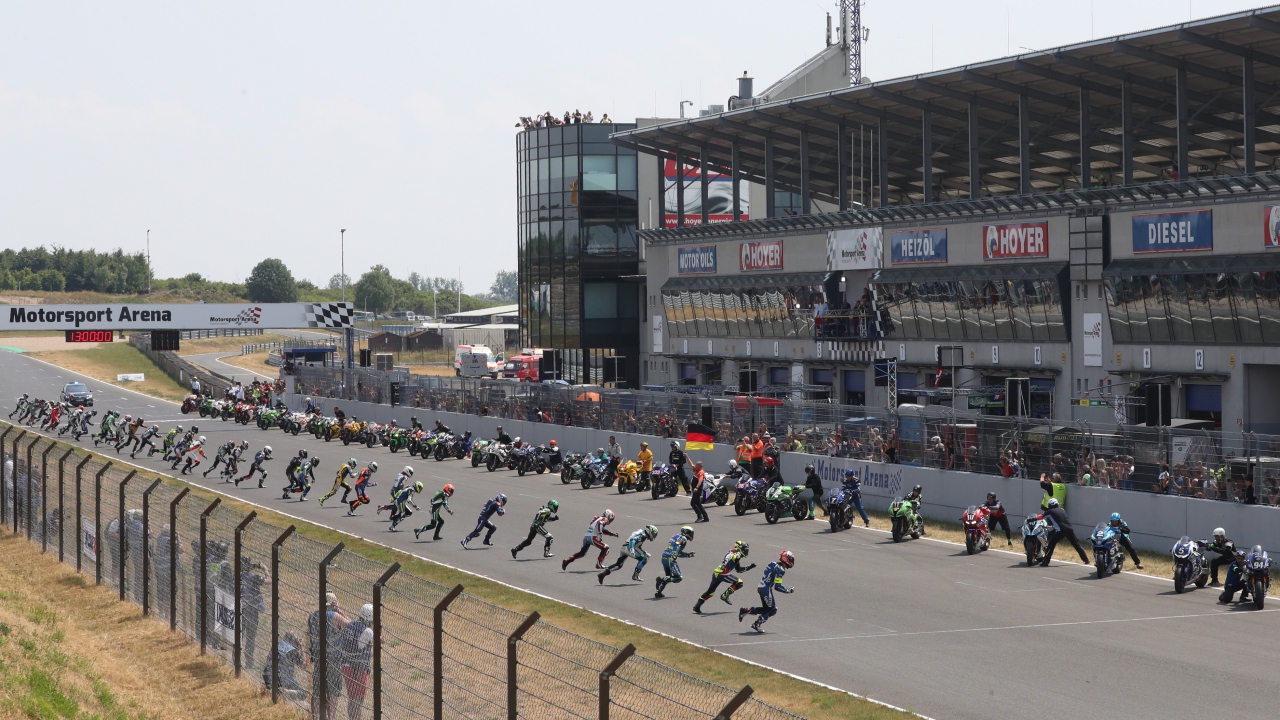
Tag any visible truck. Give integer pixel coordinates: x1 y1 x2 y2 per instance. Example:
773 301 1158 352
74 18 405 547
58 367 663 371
455 345 500 378
501 355 541 382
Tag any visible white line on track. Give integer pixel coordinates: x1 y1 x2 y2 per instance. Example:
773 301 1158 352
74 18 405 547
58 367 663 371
708 608 1279 648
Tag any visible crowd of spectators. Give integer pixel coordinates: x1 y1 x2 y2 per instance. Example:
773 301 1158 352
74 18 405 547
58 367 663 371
518 110 612 130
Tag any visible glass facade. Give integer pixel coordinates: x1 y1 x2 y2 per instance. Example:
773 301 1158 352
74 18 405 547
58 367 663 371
872 277 1067 342
661 282 823 338
517 124 640 383
1106 270 1280 344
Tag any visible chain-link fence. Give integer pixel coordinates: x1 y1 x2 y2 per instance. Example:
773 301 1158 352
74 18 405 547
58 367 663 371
0 422 811 720
293 364 1280 506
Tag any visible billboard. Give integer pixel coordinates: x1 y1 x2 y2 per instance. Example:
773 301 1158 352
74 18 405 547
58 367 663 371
827 227 883 270
890 229 948 264
1266 205 1280 248
739 241 784 272
1083 312 1103 367
0 302 354 331
1132 210 1212 253
663 159 748 227
676 246 718 274
983 221 1049 260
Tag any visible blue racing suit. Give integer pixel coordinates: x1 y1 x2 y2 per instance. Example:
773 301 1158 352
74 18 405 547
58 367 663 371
464 498 506 545
843 477 869 525
654 533 693 596
743 561 793 629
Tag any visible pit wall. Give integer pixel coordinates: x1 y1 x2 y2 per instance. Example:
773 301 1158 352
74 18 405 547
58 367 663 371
284 393 1279 555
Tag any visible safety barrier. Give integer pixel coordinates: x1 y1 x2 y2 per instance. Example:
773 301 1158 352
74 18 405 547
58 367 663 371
0 421 807 720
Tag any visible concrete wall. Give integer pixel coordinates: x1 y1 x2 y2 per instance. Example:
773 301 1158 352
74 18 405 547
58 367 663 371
285 392 1280 555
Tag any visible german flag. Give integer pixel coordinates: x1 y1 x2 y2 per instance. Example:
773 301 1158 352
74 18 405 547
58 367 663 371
685 423 715 451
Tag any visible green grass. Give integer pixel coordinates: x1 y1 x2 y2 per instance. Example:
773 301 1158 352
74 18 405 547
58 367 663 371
29 343 189 402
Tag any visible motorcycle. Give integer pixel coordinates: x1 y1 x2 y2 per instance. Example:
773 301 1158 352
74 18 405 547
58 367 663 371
387 429 410 453
470 439 494 467
700 474 731 506
1239 545 1272 610
559 452 587 484
577 458 613 489
340 420 366 445
825 485 855 532
444 434 472 461
181 395 200 414
198 397 218 417
1171 536 1209 593
962 505 992 555
762 483 809 524
485 443 512 472
615 460 648 493
514 445 547 476
1090 523 1125 578
1021 514 1050 566
733 476 769 516
889 497 924 542
649 465 681 499
257 407 284 430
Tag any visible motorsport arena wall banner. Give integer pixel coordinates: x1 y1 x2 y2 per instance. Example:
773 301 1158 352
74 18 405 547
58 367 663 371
1 302 355 331
1132 209 1213 253
827 227 883 270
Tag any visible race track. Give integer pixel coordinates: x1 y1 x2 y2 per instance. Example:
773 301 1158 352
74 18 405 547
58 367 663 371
3 349 1275 720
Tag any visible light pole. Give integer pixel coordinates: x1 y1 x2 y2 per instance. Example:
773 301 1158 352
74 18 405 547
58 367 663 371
146 229 151 294
340 229 347 303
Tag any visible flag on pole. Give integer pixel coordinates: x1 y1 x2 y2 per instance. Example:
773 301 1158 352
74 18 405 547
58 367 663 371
685 423 715 451
934 367 944 388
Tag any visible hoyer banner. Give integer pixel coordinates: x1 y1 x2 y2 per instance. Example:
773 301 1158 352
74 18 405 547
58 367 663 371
1 302 355 330
983 221 1049 260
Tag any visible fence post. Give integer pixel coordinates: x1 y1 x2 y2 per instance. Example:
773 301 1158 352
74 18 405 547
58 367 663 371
39 443 54 547
433 584 464 720
233 510 257 678
74 456 90 572
0 427 10 528
7 430 27 530
57 448 74 561
598 643 636 720
141 479 163 615
22 436 34 535
117 470 137 600
317 542 345 720
507 611 540 720
169 487 190 631
198 497 221 654
94 462 113 585
371 562 401 720
714 685 754 720
269 525 295 705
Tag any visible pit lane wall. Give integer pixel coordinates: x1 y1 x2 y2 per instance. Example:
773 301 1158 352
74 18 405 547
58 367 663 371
283 393 1280 555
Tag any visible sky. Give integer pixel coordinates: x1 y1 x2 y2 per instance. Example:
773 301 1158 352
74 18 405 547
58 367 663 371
1 0 1274 293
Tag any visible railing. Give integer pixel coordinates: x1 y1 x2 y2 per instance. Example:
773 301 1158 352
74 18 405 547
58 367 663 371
806 310 881 340
242 339 339 356
294 365 1280 508
0 421 805 720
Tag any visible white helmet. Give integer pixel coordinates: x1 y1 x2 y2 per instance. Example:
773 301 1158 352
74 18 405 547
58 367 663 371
263 446 273 457
403 466 414 477
602 509 615 523
728 459 739 469
198 435 206 443
360 603 373 623
369 461 378 472
1213 527 1225 539
1046 498 1059 508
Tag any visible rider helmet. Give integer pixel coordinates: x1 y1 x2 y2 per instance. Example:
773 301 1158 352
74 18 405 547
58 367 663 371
1046 498 1059 508
734 540 750 556
198 435 206 443
177 425 184 432
1213 527 1226 540
299 449 309 458
679 526 694 540
549 439 557 447
368 461 378 472
239 440 249 449
670 440 680 449
596 448 605 456
546 499 559 512
602 509 615 523
442 484 454 496
778 550 795 568
402 466 413 477
263 446 272 457
845 469 856 480
728 460 738 470
191 426 199 433
125 414 132 422
413 481 424 493
912 484 922 494
1110 512 1122 525
986 491 996 502
312 458 321 468
348 458 358 468
804 464 815 475
764 457 775 468
496 493 508 505
645 525 658 540
150 425 158 431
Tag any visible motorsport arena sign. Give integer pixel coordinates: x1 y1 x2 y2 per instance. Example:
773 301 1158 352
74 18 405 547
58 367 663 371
2 302 355 331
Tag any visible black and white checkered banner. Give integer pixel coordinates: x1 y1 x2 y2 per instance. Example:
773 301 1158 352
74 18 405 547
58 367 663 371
304 302 355 329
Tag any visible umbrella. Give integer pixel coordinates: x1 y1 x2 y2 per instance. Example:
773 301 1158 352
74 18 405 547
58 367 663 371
576 391 601 402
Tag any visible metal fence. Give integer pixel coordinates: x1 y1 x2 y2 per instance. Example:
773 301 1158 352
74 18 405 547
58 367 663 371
0 422 806 720
294 365 1280 507
243 338 340 356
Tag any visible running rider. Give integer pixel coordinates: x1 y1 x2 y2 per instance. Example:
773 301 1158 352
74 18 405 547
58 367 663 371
511 500 559 559
693 541 756 614
346 463 378 516
287 457 320 500
205 441 236 478
176 436 206 475
387 482 423 532
739 551 796 632
318 459 358 506
654 526 695 598
461 494 507 548
598 525 659 583
132 425 160 459
561 509 617 570
237 446 272 487
410 483 454 541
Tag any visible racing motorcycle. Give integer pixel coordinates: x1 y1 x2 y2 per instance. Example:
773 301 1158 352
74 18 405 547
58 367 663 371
1171 536 1209 593
615 460 648 493
889 496 924 542
733 475 769 515
762 483 809 524
485 443 512 472
514 444 548 476
649 464 681 499
470 439 494 467
442 434 471 461
825 485 855 532
1021 514 1051 566
1090 523 1125 578
1240 545 1272 610
577 458 613 489
181 395 201 414
559 452 588 484
700 474 731 506
961 505 992 555
386 428 411 453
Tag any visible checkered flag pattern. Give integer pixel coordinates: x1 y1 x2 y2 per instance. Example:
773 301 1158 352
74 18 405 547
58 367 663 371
304 302 355 328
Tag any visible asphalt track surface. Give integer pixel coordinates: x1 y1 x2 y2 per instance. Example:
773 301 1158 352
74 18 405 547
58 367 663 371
5 349 1277 720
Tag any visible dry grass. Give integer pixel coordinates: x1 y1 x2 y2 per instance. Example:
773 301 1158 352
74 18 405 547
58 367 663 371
177 334 295 355
0 336 107 352
215 352 275 376
27 344 189 403
0 534 294 720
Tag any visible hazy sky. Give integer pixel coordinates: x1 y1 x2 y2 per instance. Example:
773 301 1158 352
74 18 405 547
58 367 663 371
1 1 1271 292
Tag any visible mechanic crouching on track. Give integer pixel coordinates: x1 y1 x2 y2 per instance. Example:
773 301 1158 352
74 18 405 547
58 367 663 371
1038 498 1090 566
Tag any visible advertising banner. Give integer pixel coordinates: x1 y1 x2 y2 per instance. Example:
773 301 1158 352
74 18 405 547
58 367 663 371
81 518 96 562
1132 210 1212 253
890 229 948 264
983 221 1049 260
0 302 354 331
214 587 236 641
827 227 883 270
1266 205 1280 248
1083 312 1103 367
664 159 748 226
739 241 784 272
676 246 718 274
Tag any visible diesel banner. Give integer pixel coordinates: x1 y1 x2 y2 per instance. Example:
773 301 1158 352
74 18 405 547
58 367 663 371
983 221 1049 259
890 228 947 264
1132 209 1213 253
1 302 355 331
827 227 883 270
676 245 718 274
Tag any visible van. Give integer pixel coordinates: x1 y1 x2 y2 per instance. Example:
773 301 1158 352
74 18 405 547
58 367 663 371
502 354 541 382
455 345 500 378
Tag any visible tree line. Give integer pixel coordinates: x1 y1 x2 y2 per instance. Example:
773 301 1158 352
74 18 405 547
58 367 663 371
0 247 150 293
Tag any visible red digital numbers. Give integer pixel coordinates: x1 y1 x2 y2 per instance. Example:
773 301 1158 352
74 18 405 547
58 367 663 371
65 330 113 343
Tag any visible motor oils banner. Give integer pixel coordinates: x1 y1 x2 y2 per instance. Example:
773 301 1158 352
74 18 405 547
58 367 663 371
676 246 718 274
983 221 1048 259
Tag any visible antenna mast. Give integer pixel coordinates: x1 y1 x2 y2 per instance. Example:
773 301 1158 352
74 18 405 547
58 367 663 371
841 0 864 86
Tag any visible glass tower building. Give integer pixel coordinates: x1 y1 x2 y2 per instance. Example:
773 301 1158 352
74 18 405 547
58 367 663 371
516 123 641 386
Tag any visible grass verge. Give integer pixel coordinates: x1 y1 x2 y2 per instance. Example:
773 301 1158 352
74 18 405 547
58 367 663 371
27 344 189 403
215 351 274 376
0 534 293 720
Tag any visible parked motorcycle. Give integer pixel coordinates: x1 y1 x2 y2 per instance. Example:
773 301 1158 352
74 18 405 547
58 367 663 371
485 443 512 472
762 483 809 524
514 445 547 476
733 476 769 516
1172 536 1209 593
889 497 924 542
649 465 681 499
1240 545 1272 610
961 505 992 555
181 395 200 414
559 452 588 485
1090 523 1125 578
387 429 410 453
431 433 456 460
825 485 855 532
1021 514 1050 566
615 460 647 493
577 459 612 489
700 474 731 506
470 439 493 468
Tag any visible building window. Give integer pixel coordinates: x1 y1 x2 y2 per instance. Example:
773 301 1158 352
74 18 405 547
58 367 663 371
768 367 790 385
1185 384 1222 428
679 362 698 386
843 369 866 406
582 155 617 191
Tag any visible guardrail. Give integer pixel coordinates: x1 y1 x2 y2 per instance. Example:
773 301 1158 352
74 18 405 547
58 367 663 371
0 423 804 720
241 339 338 356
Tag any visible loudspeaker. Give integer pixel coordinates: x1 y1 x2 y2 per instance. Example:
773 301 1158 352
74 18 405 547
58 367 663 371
359 348 371 368
150 330 181 352
1144 384 1171 427
701 405 713 427
389 382 400 406
539 349 563 382
738 369 758 392
1005 378 1031 417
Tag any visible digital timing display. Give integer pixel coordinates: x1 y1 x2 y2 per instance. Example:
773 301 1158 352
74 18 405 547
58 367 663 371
65 330 114 343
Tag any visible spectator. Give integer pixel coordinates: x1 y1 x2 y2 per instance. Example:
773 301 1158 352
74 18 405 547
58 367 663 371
600 113 612 123
584 111 594 122
1243 473 1257 504
241 556 268 672
308 592 350 718
1157 462 1172 494
264 631 309 701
